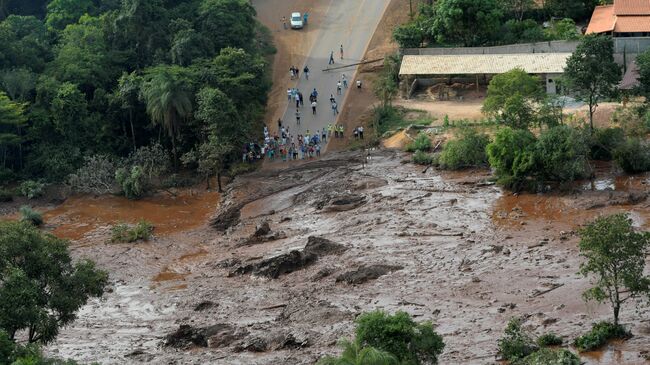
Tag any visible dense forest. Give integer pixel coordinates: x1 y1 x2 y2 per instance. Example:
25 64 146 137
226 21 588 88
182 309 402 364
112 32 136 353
0 0 273 191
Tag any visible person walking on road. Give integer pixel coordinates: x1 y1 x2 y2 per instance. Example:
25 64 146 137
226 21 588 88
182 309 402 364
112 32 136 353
298 92 304 106
336 80 342 95
311 88 318 101
282 16 287 29
295 109 301 125
287 88 292 101
342 74 348 88
332 101 338 116
329 94 335 104
311 100 317 115
329 51 335 65
340 44 344 59
304 65 310 80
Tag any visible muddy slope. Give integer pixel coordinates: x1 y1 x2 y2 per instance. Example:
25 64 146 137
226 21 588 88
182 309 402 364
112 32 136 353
45 149 650 364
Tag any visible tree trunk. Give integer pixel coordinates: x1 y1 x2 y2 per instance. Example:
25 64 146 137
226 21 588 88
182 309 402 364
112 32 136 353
614 304 620 326
171 134 178 171
205 174 210 190
217 172 223 193
129 108 136 151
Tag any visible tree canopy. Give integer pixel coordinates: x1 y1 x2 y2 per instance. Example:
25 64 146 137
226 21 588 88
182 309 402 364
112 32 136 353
0 0 273 184
564 35 621 133
0 221 108 344
578 214 650 325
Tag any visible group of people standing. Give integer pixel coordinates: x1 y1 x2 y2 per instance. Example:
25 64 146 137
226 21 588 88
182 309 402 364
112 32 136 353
262 124 323 161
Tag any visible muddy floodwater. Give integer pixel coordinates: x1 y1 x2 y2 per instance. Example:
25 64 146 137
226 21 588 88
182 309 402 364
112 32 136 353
8 151 645 364
43 189 219 241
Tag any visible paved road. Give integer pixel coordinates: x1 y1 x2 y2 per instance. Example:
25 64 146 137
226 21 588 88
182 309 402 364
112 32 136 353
276 0 391 146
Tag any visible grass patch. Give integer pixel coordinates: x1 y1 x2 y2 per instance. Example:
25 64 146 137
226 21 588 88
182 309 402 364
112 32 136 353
19 206 43 226
573 322 631 352
111 220 153 243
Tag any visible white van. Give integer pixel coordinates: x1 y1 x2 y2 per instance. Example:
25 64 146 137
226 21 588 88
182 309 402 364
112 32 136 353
290 12 303 29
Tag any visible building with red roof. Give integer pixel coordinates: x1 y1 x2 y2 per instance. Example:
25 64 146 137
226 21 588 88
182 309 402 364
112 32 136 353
586 0 650 36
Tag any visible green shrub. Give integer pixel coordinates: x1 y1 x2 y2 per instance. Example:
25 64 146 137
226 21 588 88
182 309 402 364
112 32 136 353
438 129 490 169
518 348 580 365
614 138 650 173
498 318 538 361
536 333 563 347
110 220 153 243
535 125 590 182
19 206 43 226
412 150 434 165
487 127 537 189
115 165 146 200
573 321 631 352
590 127 625 160
0 188 13 202
18 180 45 199
355 310 445 365
405 132 432 152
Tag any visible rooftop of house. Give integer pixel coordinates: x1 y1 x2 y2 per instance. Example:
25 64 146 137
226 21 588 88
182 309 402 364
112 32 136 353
586 0 650 34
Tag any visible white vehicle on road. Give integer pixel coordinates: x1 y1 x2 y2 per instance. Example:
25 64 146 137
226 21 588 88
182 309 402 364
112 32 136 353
290 12 303 29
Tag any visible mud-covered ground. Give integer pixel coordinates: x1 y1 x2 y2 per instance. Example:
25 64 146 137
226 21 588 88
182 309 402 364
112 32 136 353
42 148 650 364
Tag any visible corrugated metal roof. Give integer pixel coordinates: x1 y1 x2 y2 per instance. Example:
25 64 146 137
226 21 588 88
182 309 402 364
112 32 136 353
586 5 616 34
614 0 650 15
614 15 650 32
399 53 571 75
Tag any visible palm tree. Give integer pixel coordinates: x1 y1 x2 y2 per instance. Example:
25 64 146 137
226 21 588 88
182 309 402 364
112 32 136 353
140 66 192 167
318 339 398 365
116 71 141 151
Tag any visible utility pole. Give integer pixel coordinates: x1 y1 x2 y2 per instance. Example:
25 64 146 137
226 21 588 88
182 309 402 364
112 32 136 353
409 0 413 20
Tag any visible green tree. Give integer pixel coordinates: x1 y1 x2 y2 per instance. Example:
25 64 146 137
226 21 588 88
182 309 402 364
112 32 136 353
433 0 502 46
483 68 544 129
318 339 398 365
544 18 581 41
578 214 650 325
0 15 51 72
535 125 589 182
48 14 116 93
0 67 35 101
45 0 94 32
140 65 194 166
182 135 231 192
0 91 26 170
115 72 142 150
0 221 108 343
393 22 424 48
498 0 534 21
544 0 599 21
637 49 650 99
355 311 445 365
564 35 620 133
195 87 244 145
486 127 537 189
198 0 256 53
500 19 545 45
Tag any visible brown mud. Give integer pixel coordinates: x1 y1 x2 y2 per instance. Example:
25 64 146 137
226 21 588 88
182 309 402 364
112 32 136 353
35 148 650 364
